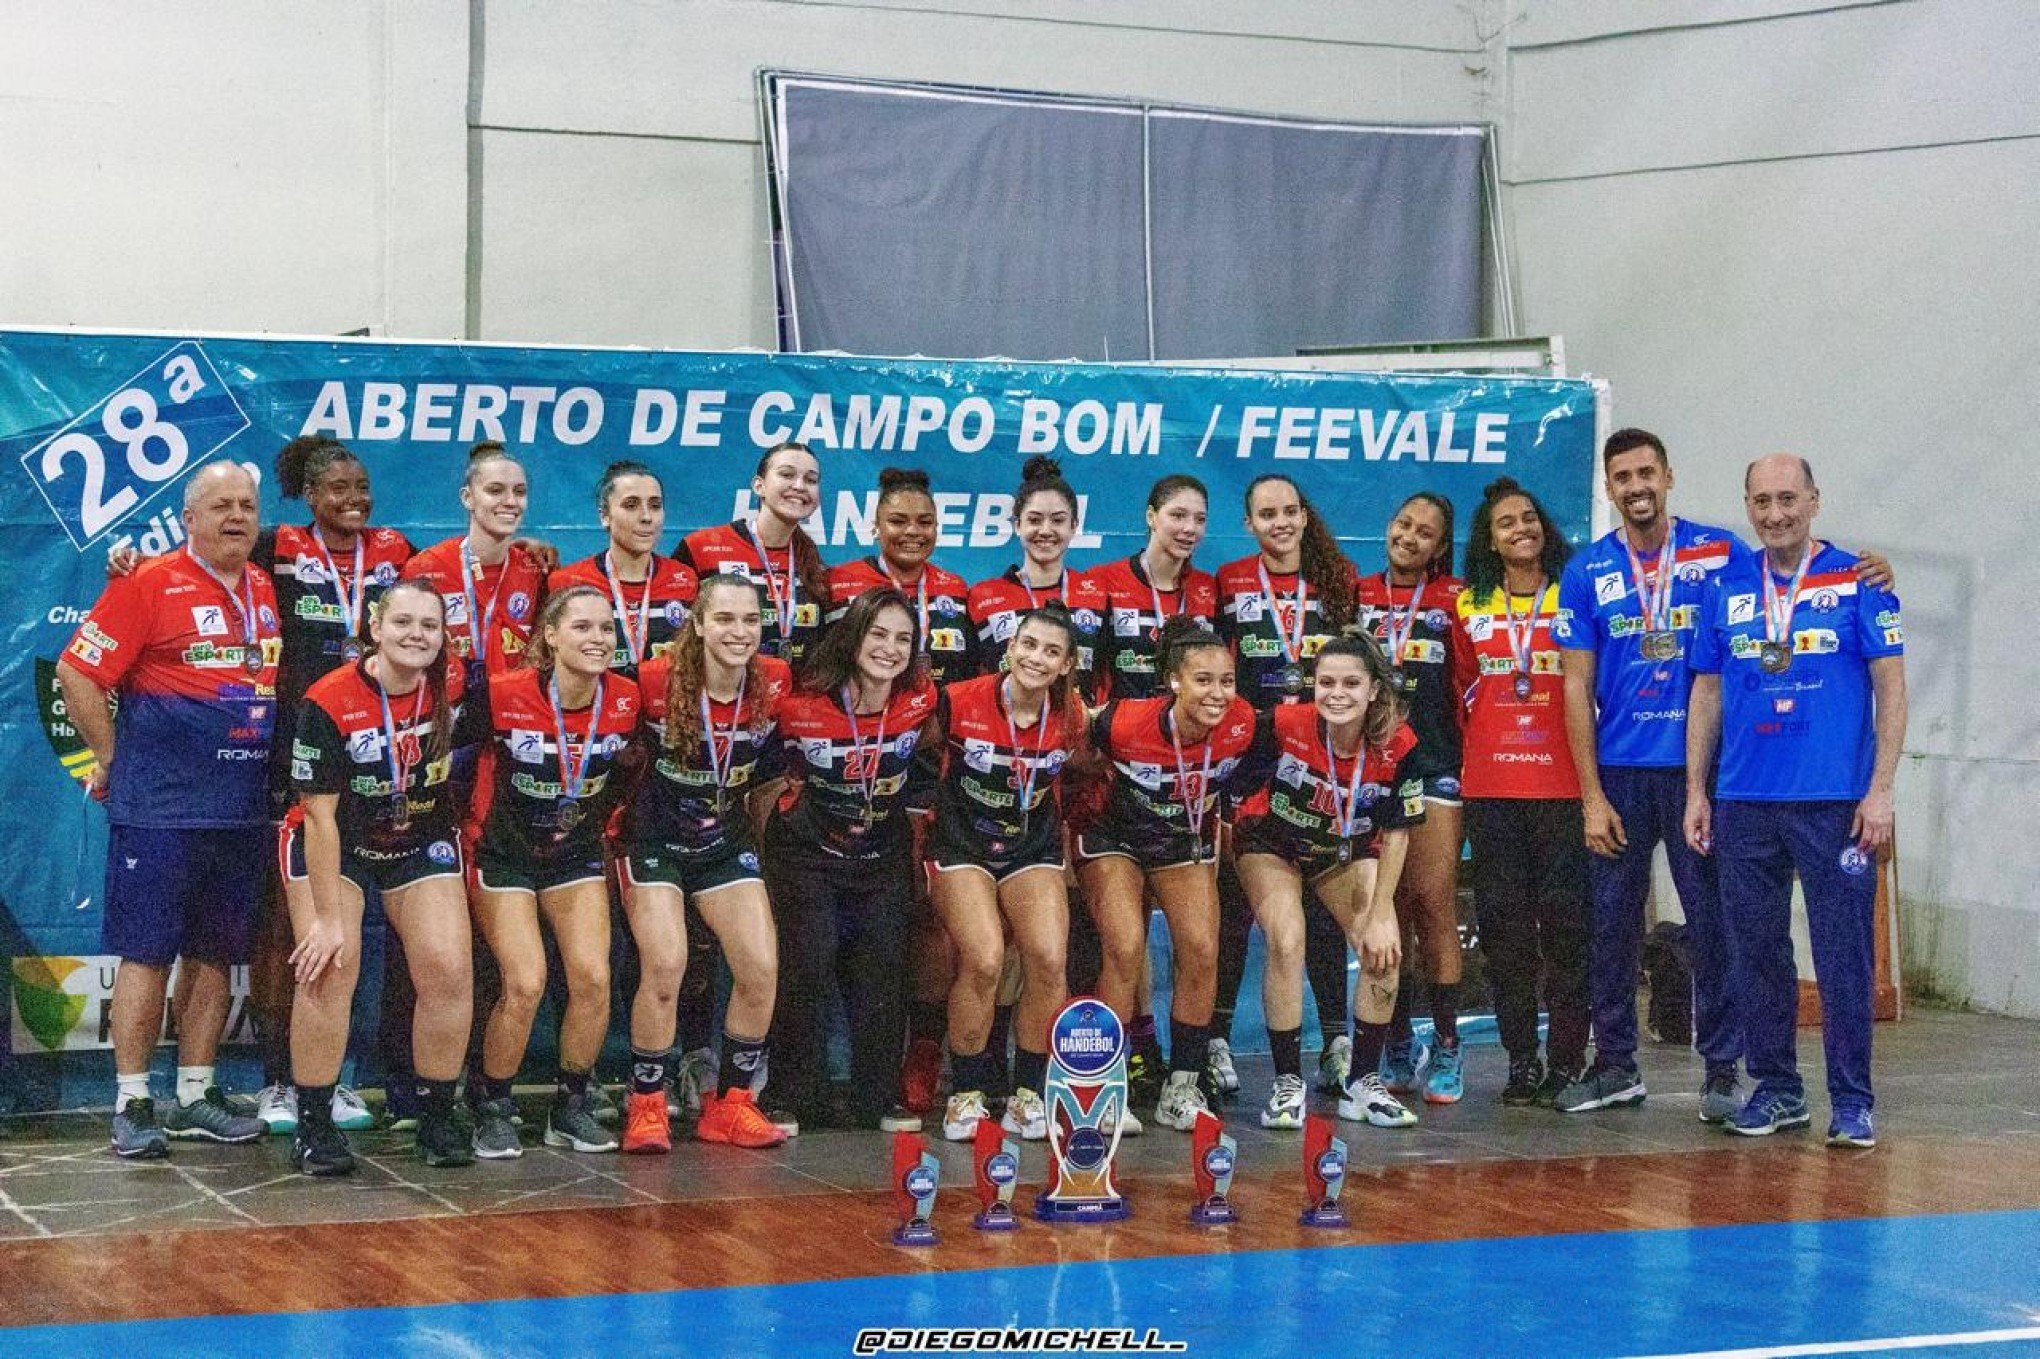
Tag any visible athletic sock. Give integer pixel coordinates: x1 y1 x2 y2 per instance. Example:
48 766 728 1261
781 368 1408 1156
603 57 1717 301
1354 1020 1391 1079
418 1079 457 1118
986 1004 1014 1095
720 1029 768 1097
555 1068 591 1102
1268 1026 1303 1080
1388 982 1415 1044
630 1047 668 1096
116 1072 152 1111
949 1046 998 1096
479 1074 514 1105
176 1065 214 1106
1168 1019 1210 1077
1013 1048 1048 1096
1430 982 1461 1045
294 1083 337 1129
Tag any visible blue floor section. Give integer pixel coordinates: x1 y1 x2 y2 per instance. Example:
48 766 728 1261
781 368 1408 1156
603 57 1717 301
9 1209 2038 1358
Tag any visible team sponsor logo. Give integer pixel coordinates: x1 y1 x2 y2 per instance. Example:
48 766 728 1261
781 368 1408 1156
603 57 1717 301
1728 594 1757 625
739 851 761 873
1676 561 1708 583
1809 589 1840 613
989 613 1019 643
1594 571 1625 606
1467 614 1494 641
1883 626 1903 646
1072 608 1101 634
800 736 833 766
372 562 399 586
1792 629 1840 655
1838 845 1871 876
1425 608 1452 631
894 730 919 760
962 738 997 774
663 600 688 626
793 602 821 628
931 596 964 617
443 592 469 625
1231 595 1265 623
1434 776 1460 798
509 729 547 762
191 604 228 637
1875 609 1901 627
1275 752 1309 788
1124 760 1163 790
928 627 966 652
345 729 383 762
1730 635 1760 660
1112 608 1143 638
427 840 458 866
258 604 278 630
507 591 532 621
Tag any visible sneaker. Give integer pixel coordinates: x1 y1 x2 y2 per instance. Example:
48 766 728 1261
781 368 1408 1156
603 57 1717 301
674 1047 714 1118
1126 1050 1162 1110
162 1088 266 1144
1260 1073 1308 1130
1378 1039 1419 1094
942 1090 989 1142
765 1107 802 1139
471 1096 524 1160
584 1080 621 1129
1317 1034 1354 1094
1117 1100 1144 1138
1207 1038 1241 1096
1501 1055 1545 1107
385 1081 422 1133
1339 1072 1418 1128
899 1037 944 1115
1002 1087 1048 1142
1826 1107 1876 1149
697 1088 787 1149
878 1104 924 1133
1154 1071 1210 1132
330 1085 376 1132
417 1105 476 1168
621 1090 672 1154
1699 1065 1743 1125
111 1097 169 1160
546 1091 620 1153
1421 1039 1465 1105
291 1122 357 1177
1728 1089 1812 1137
1555 1062 1646 1114
1534 1063 1579 1109
255 1083 298 1136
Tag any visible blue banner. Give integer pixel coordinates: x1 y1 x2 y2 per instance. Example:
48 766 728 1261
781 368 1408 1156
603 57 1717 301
0 328 1595 1097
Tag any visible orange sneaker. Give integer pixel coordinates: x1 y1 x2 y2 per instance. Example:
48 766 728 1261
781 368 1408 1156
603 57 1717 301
620 1090 671 1154
899 1037 943 1114
696 1087 787 1149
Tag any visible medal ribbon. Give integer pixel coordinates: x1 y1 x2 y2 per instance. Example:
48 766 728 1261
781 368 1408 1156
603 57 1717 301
605 549 654 664
1019 570 1063 612
310 524 366 639
1255 560 1308 666
1620 519 1676 634
186 545 261 665
376 670 429 804
1001 677 1051 819
458 537 510 666
744 521 798 646
1380 575 1427 667
1142 553 1187 636
839 687 891 824
1320 721 1371 846
548 673 606 804
1762 544 1815 651
699 676 747 809
1502 580 1549 681
1165 707 1217 846
881 559 932 652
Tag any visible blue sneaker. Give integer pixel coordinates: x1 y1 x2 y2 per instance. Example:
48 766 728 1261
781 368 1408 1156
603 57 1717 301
1421 1039 1464 1104
1826 1107 1876 1149
1728 1089 1811 1137
111 1097 170 1159
1378 1039 1418 1094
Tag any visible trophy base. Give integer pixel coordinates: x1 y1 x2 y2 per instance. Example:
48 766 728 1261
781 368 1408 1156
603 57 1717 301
892 1218 940 1246
972 1205 1020 1232
1299 1202 1350 1229
1034 1193 1130 1223
1189 1198 1239 1226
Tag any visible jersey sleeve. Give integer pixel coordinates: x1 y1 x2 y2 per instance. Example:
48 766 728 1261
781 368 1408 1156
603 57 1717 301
1225 712 1280 796
1086 703 1116 760
1687 576 1726 675
291 700 350 797
63 572 155 688
1553 558 1596 651
1856 580 1904 658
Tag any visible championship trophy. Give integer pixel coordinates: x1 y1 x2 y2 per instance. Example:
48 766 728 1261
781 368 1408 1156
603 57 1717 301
972 1120 1021 1232
1034 997 1131 1222
891 1132 941 1246
1188 1109 1239 1225
1300 1114 1350 1228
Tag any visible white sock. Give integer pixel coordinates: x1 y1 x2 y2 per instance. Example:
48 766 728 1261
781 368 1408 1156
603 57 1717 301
176 1065 214 1106
116 1073 152 1111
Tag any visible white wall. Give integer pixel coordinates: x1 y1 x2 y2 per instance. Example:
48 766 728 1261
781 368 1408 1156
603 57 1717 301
1506 0 2040 1014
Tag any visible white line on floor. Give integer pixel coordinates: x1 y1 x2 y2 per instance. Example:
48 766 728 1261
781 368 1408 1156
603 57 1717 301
1626 1324 2040 1357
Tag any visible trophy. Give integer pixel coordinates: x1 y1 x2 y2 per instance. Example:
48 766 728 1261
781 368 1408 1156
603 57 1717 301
1034 997 1130 1222
1299 1114 1350 1229
972 1120 1021 1232
891 1132 941 1246
1188 1109 1239 1225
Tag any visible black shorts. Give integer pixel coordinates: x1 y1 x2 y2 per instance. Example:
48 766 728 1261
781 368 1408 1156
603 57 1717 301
1075 823 1211 871
471 850 606 896
279 819 465 896
620 837 763 899
927 829 1066 884
1232 818 1380 877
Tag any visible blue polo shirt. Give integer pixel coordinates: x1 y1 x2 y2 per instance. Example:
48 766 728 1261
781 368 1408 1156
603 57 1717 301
1553 519 1745 768
1689 541 1903 801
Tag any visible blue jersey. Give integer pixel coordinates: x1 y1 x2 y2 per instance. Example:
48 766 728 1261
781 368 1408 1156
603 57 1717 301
1689 541 1903 801
1553 520 1744 768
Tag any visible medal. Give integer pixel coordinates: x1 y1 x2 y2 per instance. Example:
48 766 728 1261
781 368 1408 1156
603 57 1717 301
1337 838 1354 865
840 686 891 835
1759 641 1792 674
744 521 800 651
312 523 367 653
340 638 365 664
458 536 510 672
1641 630 1679 661
1256 559 1310 700
1379 574 1427 688
604 549 655 665
1321 721 1370 866
700 676 747 824
1761 544 1814 679
1501 578 1549 705
1279 664 1305 695
374 663 429 841
1620 520 1678 662
243 648 265 675
554 796 583 835
548 671 607 842
1514 673 1534 701
1001 677 1052 837
1166 706 1216 859
189 546 265 679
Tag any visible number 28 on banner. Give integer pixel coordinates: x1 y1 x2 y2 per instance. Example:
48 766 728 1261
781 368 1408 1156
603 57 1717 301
20 341 252 548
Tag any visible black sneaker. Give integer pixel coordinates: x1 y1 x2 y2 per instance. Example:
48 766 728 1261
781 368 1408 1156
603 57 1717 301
1127 1051 1162 1109
1501 1055 1545 1106
290 1121 357 1177
1534 1062 1580 1109
417 1105 476 1168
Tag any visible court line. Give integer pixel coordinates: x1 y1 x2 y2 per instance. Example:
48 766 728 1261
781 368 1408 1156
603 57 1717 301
1626 1324 2040 1357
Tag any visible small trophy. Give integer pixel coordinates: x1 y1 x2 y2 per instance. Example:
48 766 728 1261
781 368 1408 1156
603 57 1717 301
1188 1109 1239 1226
1299 1114 1350 1229
891 1132 941 1246
972 1120 1021 1232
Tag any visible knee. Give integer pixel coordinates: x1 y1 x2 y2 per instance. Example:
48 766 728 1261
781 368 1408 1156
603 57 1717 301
1025 941 1067 989
1264 920 1305 972
497 960 546 1016
1099 929 1146 977
952 942 1002 996
409 947 469 1001
564 954 610 1001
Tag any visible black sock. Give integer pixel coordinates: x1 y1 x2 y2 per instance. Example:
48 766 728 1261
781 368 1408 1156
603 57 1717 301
479 1074 513 1105
720 1029 768 1096
987 1004 1014 1095
1268 1026 1303 1080
1168 1019 1209 1077
417 1079 457 1118
1129 1012 1163 1066
1388 980 1415 1044
295 1082 336 1130
1013 1048 1048 1096
257 1012 291 1089
556 1068 590 1102
631 1047 668 1096
950 1046 998 1096
1430 983 1460 1045
1354 1020 1390 1078
909 1000 946 1044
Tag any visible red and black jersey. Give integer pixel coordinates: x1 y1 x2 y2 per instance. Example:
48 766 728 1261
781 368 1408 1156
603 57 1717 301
930 675 1079 859
468 667 642 863
630 655 791 852
1454 582 1579 800
773 678 939 860
1088 554 1219 701
1234 706 1425 869
402 537 547 682
1356 571 1467 780
547 552 698 679
967 567 1108 691
267 523 413 715
826 557 975 685
1087 695 1261 860
291 660 467 856
1215 554 1363 709
678 522 827 670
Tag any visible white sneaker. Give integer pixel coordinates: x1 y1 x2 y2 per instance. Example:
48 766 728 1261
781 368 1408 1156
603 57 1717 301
330 1084 375 1131
1339 1072 1418 1128
943 1090 989 1142
1002 1088 1048 1141
1260 1073 1308 1130
1317 1034 1354 1093
675 1047 715 1117
1207 1038 1241 1095
1117 1102 1144 1138
255 1083 297 1136
1154 1071 1210 1131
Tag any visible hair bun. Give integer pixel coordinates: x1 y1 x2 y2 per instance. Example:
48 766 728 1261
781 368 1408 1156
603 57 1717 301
877 466 930 493
1020 455 1063 484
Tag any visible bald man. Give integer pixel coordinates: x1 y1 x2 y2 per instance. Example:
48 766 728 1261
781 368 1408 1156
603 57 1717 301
1683 454 1907 1149
58 463 279 1156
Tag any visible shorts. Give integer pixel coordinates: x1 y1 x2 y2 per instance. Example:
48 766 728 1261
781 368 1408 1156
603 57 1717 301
928 831 1066 884
620 837 763 899
471 850 606 896
279 818 464 896
1421 772 1463 806
1232 819 1380 875
103 824 269 965
1075 824 1210 871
